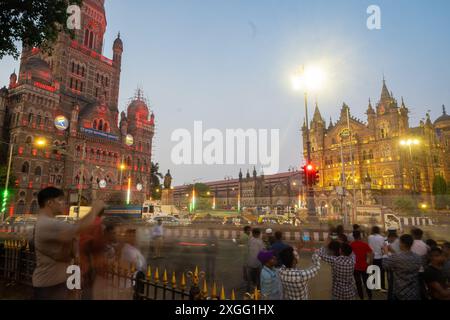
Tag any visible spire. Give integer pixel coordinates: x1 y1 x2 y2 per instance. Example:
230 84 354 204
401 97 406 108
328 117 334 129
443 105 447 116
239 169 243 180
253 166 257 178
340 102 350 120
246 170 251 179
312 102 324 124
426 112 432 126
380 78 391 102
367 98 375 114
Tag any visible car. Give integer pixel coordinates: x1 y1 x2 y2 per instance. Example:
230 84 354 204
146 215 182 226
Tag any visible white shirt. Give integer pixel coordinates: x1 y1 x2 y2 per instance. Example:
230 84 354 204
411 240 429 257
152 225 164 238
120 243 147 272
368 234 385 259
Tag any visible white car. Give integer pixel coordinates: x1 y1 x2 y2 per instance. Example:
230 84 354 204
146 215 182 226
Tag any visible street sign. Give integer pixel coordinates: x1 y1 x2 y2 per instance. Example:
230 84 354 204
136 183 143 191
125 134 134 146
54 116 69 131
99 180 107 189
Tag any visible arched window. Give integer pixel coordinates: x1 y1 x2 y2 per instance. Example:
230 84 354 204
98 119 103 131
26 136 33 145
84 29 89 46
36 114 42 126
30 201 39 214
22 162 30 174
103 122 109 132
28 112 34 124
34 166 42 176
17 201 26 215
363 150 367 161
89 31 94 49
93 119 98 130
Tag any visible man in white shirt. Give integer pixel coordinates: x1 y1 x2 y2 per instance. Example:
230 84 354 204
411 228 429 258
33 187 105 300
368 226 387 291
151 219 164 259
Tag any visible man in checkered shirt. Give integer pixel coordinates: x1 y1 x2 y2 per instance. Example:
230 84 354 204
278 246 321 300
318 241 357 300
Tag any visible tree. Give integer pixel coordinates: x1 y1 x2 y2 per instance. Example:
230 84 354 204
433 175 448 210
0 0 83 59
150 162 163 200
393 197 415 214
0 165 16 190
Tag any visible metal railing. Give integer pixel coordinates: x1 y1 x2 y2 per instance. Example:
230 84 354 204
0 240 258 300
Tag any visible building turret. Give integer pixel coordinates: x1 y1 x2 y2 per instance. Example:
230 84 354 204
9 71 17 89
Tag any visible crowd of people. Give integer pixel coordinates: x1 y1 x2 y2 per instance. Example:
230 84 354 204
26 186 450 300
240 224 450 300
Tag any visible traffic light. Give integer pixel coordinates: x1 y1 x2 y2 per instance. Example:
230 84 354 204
302 163 319 187
1 189 9 214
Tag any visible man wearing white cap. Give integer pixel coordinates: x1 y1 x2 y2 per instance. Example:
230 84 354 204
264 228 274 249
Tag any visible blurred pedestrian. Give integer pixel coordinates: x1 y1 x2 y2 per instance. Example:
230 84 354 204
278 246 321 300
368 226 386 292
423 247 450 300
347 224 361 242
239 226 252 288
258 250 282 300
264 228 275 249
204 228 218 282
151 219 164 259
443 242 450 282
318 240 357 300
32 187 104 300
383 227 400 300
79 208 107 300
350 230 373 300
382 234 422 300
270 231 290 267
411 228 429 258
247 228 265 291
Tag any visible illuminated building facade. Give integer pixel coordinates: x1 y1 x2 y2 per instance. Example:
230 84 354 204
304 80 450 213
0 0 155 214
173 169 303 213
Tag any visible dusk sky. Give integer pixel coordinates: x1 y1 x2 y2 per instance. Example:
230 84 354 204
1 0 449 185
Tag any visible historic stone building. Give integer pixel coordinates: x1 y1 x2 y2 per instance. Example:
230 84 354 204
0 0 155 214
304 79 450 213
173 168 303 214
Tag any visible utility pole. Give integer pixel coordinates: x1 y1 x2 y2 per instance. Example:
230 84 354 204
76 141 87 220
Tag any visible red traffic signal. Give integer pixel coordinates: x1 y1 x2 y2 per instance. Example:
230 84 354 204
302 162 319 186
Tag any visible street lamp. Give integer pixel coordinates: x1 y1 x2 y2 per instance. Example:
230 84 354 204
399 138 421 203
0 140 14 222
292 64 326 218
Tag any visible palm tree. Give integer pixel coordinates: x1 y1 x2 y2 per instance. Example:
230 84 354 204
150 162 163 199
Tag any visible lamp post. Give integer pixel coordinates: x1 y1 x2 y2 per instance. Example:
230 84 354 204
292 65 326 218
0 141 14 222
400 139 420 206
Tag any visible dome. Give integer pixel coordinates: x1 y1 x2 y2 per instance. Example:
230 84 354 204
22 57 53 86
127 98 149 120
434 105 450 128
113 33 123 51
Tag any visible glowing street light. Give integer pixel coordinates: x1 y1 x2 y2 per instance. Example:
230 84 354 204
35 137 48 148
291 65 327 93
